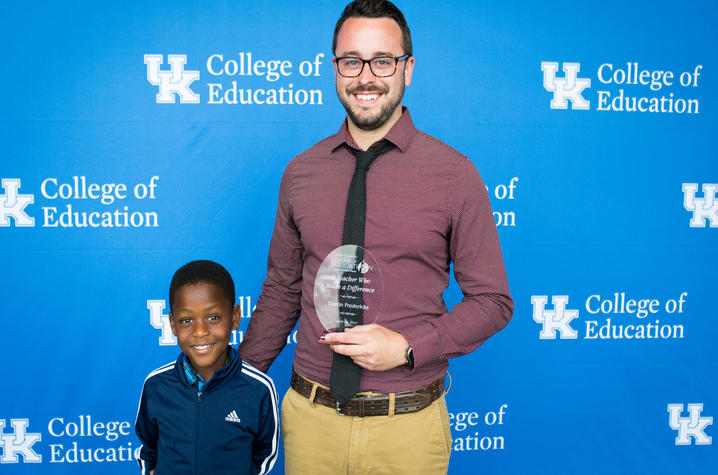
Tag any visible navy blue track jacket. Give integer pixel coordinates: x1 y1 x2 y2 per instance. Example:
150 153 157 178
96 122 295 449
135 347 278 474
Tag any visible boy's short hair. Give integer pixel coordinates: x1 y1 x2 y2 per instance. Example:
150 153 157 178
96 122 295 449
169 260 235 312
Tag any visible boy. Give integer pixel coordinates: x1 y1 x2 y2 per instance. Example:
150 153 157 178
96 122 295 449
135 260 278 475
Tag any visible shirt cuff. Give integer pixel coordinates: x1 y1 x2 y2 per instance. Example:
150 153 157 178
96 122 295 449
394 320 442 371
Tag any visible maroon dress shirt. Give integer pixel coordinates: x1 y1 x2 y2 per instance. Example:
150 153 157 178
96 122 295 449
240 108 513 393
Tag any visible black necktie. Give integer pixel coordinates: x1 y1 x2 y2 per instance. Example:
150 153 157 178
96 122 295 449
330 140 394 405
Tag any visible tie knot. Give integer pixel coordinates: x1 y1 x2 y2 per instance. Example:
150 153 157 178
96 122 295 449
351 140 394 170
355 151 375 170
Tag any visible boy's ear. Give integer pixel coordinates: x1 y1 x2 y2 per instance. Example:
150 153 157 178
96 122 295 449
231 305 241 330
169 312 178 336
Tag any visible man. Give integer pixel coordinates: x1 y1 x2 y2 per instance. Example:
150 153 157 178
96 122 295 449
239 1 513 473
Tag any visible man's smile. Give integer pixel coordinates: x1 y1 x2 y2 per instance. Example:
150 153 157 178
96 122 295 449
347 85 388 107
354 92 381 104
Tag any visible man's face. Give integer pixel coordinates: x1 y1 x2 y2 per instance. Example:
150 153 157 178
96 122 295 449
170 282 240 382
334 17 414 131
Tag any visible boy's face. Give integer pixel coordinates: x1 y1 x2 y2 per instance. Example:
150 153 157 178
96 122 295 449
169 282 240 382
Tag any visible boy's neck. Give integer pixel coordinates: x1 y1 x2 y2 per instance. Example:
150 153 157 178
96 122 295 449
184 351 231 388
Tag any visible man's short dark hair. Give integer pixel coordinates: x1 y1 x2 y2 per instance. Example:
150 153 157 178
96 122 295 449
169 260 235 312
333 0 412 56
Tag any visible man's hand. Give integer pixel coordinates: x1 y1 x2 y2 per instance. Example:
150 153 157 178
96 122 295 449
319 323 410 371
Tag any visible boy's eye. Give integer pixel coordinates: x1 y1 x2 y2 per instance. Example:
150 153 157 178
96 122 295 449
207 314 221 321
179 317 192 324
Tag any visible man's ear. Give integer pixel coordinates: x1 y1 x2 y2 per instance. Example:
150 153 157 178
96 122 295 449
332 57 339 85
404 56 415 86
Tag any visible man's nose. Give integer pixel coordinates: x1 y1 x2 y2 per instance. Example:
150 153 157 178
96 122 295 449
357 61 377 84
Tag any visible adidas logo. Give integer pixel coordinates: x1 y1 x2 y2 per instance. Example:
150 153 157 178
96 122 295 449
224 410 241 424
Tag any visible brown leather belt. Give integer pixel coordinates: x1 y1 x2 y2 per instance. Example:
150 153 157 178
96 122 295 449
290 368 444 417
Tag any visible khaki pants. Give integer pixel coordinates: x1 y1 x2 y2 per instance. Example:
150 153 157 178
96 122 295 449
282 386 452 475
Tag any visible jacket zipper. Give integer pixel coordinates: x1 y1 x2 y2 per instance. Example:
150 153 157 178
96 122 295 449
195 390 202 475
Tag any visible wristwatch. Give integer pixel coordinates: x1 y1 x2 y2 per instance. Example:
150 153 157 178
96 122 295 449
404 345 414 369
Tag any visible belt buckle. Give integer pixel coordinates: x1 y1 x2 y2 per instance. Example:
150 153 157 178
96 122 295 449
336 401 346 416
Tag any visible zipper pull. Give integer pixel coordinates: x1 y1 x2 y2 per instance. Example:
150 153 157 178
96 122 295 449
197 391 202 403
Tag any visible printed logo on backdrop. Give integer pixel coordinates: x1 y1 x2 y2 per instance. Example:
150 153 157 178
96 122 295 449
1 416 135 465
667 404 713 446
683 183 718 228
531 295 578 339
0 419 41 463
541 61 704 114
0 176 160 229
541 62 591 110
146 297 298 346
144 53 326 105
0 179 34 227
145 54 200 104
531 292 688 340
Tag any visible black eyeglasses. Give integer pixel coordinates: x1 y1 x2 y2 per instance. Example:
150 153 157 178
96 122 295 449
334 54 411 77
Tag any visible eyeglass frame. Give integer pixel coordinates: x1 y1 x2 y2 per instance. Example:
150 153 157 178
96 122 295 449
334 54 412 78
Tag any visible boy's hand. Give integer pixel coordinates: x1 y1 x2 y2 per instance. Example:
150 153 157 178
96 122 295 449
319 323 410 371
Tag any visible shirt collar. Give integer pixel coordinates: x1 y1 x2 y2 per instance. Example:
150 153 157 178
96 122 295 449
329 106 416 154
182 347 233 391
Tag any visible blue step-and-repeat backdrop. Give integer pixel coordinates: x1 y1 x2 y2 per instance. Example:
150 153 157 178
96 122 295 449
1 1 716 473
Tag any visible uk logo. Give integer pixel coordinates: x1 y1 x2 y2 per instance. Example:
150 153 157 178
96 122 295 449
541 61 591 110
0 178 34 227
144 54 200 104
0 419 42 463
531 295 579 339
667 403 713 445
682 183 718 228
148 299 177 346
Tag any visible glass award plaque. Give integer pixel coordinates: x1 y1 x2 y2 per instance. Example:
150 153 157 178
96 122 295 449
313 245 384 332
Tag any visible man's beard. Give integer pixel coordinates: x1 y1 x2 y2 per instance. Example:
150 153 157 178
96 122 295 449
338 80 405 131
